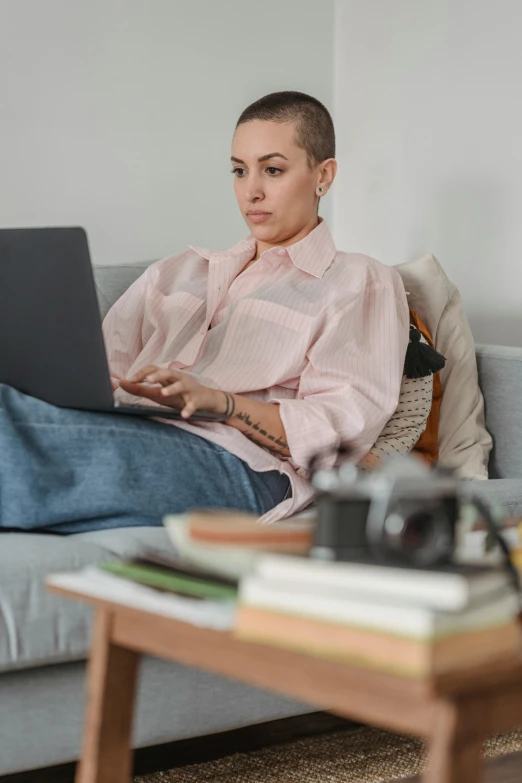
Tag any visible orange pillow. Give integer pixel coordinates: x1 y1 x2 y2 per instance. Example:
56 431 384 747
409 309 442 465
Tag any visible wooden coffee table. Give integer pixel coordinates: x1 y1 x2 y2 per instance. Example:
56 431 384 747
47 574 522 783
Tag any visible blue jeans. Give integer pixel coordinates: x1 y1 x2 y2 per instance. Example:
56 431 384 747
0 385 290 534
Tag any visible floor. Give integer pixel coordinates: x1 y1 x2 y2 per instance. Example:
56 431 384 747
2 712 521 783
397 749 522 782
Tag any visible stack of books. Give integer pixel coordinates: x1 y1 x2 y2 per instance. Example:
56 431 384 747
163 509 315 579
235 554 522 679
74 511 314 632
99 553 238 601
83 510 522 655
95 552 240 629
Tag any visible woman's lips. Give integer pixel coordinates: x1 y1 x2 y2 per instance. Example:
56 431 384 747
247 212 271 224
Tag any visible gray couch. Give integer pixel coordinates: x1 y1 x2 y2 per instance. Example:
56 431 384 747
0 263 521 777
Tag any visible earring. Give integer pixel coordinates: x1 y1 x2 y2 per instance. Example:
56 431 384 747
318 187 324 194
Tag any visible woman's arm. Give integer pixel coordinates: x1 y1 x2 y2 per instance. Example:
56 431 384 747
216 392 290 458
118 367 291 459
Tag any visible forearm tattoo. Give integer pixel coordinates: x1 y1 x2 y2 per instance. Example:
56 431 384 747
233 410 290 456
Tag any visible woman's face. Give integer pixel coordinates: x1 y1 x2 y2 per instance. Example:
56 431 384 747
231 119 333 247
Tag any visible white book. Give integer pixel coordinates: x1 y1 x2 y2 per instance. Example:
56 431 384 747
46 567 236 631
240 576 518 640
254 555 511 611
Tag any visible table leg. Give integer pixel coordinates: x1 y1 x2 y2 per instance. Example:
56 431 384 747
423 697 485 783
76 607 141 783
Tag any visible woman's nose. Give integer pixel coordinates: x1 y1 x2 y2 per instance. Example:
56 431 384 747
244 174 265 202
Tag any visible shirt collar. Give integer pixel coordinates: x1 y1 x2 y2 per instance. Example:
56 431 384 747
189 236 255 266
284 219 337 278
189 218 337 279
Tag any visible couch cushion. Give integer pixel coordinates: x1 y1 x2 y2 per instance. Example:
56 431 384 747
395 254 492 479
463 479 522 518
0 527 173 673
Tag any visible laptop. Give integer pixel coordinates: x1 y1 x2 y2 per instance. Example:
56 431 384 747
0 227 227 422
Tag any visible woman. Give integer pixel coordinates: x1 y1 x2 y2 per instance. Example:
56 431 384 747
0 91 409 534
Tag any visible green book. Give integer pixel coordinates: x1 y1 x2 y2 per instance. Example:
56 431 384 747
99 560 238 601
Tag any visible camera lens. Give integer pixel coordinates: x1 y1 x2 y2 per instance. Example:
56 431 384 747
400 511 435 549
383 502 453 566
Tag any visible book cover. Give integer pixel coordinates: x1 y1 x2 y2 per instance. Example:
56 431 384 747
99 560 237 600
186 509 314 550
255 554 509 611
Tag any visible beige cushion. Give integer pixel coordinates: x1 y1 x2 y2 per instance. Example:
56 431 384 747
394 254 492 479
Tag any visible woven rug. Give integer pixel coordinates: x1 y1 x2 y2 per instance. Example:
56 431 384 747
136 725 522 783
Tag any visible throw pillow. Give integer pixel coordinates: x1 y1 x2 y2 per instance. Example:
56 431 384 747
409 309 442 465
357 368 433 471
395 254 492 479
358 311 441 471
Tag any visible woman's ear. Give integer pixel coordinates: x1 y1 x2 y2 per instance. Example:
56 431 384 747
317 158 337 196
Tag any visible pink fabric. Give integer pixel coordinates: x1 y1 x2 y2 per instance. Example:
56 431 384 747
103 220 409 523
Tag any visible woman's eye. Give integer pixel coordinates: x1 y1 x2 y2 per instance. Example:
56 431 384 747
266 167 282 176
231 167 246 177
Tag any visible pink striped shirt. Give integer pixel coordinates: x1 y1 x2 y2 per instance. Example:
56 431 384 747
103 219 409 524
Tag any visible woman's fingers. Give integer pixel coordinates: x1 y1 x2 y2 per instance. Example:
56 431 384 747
160 381 184 396
119 379 185 407
181 399 197 419
130 365 182 383
146 370 176 385
122 367 216 417
130 364 160 382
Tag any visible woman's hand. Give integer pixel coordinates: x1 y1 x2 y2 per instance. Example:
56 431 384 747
118 365 224 419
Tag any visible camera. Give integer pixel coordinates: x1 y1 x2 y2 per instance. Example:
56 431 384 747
310 452 459 567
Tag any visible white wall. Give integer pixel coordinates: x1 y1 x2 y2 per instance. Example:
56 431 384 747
0 0 333 265
333 0 522 346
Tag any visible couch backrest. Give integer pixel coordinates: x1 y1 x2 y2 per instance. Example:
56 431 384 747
94 264 522 480
475 345 522 479
94 262 151 320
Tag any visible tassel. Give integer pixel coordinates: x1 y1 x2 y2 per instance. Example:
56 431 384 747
404 325 446 379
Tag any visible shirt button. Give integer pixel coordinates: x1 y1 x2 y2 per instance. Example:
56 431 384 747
277 248 286 256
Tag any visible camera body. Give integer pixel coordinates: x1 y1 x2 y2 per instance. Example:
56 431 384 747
310 455 460 567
